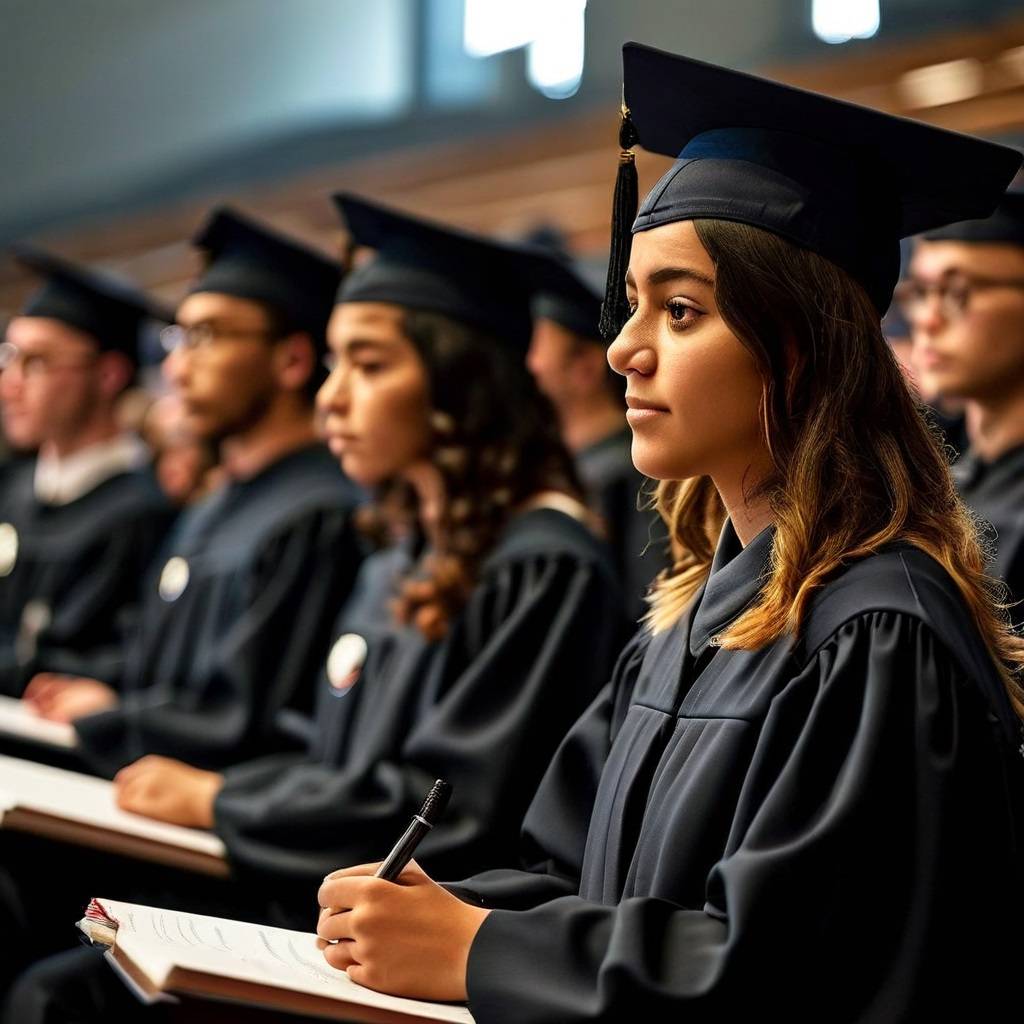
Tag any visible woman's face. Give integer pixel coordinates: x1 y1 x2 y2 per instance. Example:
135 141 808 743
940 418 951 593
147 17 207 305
317 302 432 487
608 220 767 484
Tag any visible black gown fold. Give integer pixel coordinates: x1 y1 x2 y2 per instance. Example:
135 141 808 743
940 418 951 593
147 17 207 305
0 461 173 696
456 524 1024 1023
213 507 629 898
72 444 365 775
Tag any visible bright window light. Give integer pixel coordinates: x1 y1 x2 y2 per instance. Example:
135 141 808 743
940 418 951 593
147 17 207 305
464 0 587 99
812 0 880 44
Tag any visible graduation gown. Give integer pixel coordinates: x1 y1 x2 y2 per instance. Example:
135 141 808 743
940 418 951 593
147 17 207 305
454 522 1024 1023
73 444 365 775
213 506 629 900
575 426 670 622
0 460 173 696
953 442 1024 618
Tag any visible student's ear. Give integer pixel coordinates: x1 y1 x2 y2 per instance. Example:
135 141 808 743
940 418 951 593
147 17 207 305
96 351 135 400
273 333 317 393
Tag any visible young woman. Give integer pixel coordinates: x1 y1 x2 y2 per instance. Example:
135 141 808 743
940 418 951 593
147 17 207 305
314 46 1024 1022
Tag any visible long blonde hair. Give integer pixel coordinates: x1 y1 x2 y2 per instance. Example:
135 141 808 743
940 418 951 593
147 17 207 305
645 219 1024 717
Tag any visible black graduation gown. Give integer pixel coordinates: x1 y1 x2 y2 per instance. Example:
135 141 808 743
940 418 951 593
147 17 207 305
73 444 365 775
953 442 1024 618
453 523 1024 1023
0 460 173 697
575 427 670 622
212 507 629 903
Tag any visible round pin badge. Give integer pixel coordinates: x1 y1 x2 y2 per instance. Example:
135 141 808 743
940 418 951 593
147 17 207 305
327 633 368 694
158 556 190 602
0 523 19 577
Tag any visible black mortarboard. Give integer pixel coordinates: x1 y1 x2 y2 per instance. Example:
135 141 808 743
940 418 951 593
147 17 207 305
921 190 1024 246
190 207 342 346
333 193 535 351
10 245 171 364
600 44 1023 335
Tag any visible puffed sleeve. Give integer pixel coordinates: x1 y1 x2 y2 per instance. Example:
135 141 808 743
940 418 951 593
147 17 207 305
213 547 628 889
465 611 1024 1023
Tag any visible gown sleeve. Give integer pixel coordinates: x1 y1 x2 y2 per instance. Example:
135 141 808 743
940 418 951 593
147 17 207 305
73 508 363 775
447 632 649 911
213 548 627 886
465 611 1024 1023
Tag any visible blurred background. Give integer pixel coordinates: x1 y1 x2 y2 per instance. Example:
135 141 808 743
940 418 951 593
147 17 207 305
1 0 1022 318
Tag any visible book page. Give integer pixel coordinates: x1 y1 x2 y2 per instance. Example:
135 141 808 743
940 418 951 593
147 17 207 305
0 755 226 859
95 899 474 1024
0 694 76 748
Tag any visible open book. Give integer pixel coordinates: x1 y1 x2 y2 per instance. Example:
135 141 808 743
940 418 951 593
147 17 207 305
0 754 228 876
0 694 77 748
80 898 475 1024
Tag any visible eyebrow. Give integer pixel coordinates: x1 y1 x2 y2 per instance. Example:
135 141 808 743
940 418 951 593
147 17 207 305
341 338 393 355
625 266 715 290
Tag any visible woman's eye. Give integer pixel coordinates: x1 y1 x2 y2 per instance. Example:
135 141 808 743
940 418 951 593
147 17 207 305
357 361 385 375
666 299 699 327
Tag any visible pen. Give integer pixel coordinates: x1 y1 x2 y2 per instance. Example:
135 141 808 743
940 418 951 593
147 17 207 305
374 779 452 882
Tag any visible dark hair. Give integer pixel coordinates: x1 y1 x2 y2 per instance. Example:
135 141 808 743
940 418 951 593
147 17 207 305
646 219 1024 716
366 310 583 641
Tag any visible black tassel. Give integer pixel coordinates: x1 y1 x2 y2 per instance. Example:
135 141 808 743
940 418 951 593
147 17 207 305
599 107 640 341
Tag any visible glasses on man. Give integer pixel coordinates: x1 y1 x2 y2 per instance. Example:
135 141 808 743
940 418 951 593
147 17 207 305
893 273 1024 322
160 322 274 354
0 341 98 378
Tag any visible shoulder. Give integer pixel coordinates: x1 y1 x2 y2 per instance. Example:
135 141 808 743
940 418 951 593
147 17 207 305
481 506 615 578
268 445 364 507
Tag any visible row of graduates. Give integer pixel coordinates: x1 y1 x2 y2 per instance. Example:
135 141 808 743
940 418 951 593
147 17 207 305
2 40 1024 1024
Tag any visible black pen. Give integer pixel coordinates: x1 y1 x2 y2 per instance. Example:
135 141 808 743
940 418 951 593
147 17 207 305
375 779 452 882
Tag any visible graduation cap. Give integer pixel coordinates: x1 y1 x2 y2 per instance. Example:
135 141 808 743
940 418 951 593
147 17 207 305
10 244 172 364
333 193 536 351
600 43 1024 336
921 189 1024 246
521 227 604 344
190 207 342 346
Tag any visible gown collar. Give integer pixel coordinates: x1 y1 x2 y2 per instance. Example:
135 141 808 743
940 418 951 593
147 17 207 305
689 519 774 657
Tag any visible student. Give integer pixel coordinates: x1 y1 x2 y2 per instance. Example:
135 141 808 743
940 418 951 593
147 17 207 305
314 47 1024 1022
528 243 670 619
0 250 174 697
0 196 629 1024
22 208 366 774
902 191 1024 614
107 194 628 903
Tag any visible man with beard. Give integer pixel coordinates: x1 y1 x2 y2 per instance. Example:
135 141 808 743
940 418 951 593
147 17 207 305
22 208 366 774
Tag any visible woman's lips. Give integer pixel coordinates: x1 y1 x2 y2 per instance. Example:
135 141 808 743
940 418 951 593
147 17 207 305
625 397 669 423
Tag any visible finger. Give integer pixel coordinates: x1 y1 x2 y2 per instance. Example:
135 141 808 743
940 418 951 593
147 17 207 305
394 859 430 885
322 863 382 883
316 909 354 942
317 873 380 910
322 941 358 972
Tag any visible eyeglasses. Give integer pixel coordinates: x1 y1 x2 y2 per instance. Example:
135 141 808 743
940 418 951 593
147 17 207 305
160 322 274 354
893 273 1024 322
0 341 98 378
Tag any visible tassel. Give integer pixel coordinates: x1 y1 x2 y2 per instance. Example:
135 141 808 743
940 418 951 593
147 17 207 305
599 105 640 341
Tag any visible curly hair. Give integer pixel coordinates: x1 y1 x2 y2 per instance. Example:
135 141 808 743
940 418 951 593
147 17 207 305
362 310 583 641
645 219 1024 718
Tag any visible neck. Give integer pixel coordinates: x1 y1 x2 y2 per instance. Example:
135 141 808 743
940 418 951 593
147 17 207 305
403 460 446 548
560 397 627 454
964 390 1024 462
45 412 121 460
219 397 316 481
712 457 775 548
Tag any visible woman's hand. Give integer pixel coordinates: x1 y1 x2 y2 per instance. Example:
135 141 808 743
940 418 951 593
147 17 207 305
316 860 490 1002
113 755 224 828
23 673 119 722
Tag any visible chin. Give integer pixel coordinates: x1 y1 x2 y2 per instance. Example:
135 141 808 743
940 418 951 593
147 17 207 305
629 440 697 482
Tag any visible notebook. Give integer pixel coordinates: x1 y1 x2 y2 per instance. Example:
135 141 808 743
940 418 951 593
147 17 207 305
0 754 228 876
79 898 476 1024
0 694 77 748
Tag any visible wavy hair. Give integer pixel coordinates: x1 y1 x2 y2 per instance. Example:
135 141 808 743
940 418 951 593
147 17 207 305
363 310 583 641
645 219 1024 716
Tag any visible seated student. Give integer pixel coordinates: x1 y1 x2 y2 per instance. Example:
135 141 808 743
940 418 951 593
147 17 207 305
22 208 366 774
0 250 174 697
901 191 1024 616
527 239 670 620
313 48 1024 1022
0 196 629 1024
108 194 628 902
